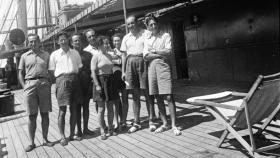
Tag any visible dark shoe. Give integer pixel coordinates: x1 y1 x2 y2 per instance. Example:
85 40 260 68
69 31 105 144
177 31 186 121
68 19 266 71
69 136 74 141
107 130 118 136
60 138 68 146
25 144 36 152
83 129 95 135
42 141 54 147
100 134 107 140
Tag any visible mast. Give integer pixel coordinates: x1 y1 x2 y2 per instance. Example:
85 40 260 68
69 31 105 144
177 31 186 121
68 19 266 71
34 0 38 34
16 0 28 39
122 0 128 33
44 0 52 32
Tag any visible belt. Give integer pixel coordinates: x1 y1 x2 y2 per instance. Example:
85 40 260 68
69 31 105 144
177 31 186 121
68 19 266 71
128 54 143 57
25 77 46 81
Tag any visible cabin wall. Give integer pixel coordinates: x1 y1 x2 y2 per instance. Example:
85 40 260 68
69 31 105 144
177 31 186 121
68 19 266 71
161 0 279 82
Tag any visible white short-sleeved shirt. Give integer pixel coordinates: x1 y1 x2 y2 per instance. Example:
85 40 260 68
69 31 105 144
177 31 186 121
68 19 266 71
143 32 172 57
49 48 83 77
83 45 99 55
120 29 151 55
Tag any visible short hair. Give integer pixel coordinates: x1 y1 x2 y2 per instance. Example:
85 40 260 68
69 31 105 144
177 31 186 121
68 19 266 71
84 28 95 36
127 15 137 21
71 33 82 40
144 14 158 27
111 33 123 41
27 33 40 41
57 31 69 39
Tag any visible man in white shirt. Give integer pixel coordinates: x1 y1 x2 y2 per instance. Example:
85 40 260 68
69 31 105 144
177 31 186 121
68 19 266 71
120 15 156 133
49 32 83 146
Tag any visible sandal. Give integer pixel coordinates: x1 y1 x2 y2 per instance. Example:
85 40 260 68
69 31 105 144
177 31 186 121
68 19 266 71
128 123 141 134
172 127 182 136
149 123 157 132
100 133 107 140
154 125 170 133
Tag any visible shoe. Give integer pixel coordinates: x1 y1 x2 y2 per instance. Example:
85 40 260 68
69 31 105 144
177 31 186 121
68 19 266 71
69 136 75 141
100 133 107 140
25 144 36 152
60 138 68 146
42 141 54 147
75 133 83 141
128 123 141 134
149 123 157 132
107 130 118 136
83 129 95 135
154 125 170 134
172 127 182 136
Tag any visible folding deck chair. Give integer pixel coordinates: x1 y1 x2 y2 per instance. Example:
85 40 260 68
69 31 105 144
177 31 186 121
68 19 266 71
187 73 280 157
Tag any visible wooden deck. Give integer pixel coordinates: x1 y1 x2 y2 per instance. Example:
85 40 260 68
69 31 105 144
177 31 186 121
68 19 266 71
1 82 280 158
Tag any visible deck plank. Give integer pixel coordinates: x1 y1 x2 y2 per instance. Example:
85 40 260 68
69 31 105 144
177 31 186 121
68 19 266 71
1 84 279 158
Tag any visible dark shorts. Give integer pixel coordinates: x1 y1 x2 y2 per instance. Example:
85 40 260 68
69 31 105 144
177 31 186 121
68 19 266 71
55 74 81 107
79 73 93 100
92 74 119 102
125 55 148 90
24 78 52 115
113 66 126 91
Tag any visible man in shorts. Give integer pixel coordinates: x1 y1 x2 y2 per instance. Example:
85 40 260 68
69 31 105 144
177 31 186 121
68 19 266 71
49 32 83 146
18 33 54 152
120 15 156 133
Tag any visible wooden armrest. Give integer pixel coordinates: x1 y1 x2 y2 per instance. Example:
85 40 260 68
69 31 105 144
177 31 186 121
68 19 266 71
192 99 243 111
231 92 247 97
263 72 280 79
187 91 232 103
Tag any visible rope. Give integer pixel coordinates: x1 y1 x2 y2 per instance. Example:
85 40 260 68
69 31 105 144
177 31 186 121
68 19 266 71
0 0 13 33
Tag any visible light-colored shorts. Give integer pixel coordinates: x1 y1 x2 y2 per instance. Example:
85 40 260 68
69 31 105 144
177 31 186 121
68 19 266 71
24 78 52 115
125 55 148 90
148 59 172 95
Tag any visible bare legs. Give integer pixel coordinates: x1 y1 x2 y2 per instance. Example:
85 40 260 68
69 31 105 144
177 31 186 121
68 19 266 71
26 112 52 152
58 105 77 145
97 101 115 140
154 94 181 135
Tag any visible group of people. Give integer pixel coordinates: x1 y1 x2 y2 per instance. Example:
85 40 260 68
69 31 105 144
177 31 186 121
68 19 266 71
18 15 181 152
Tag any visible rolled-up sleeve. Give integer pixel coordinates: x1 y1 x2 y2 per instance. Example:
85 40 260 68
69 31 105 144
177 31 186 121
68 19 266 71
164 33 172 51
18 55 25 70
48 52 55 71
143 39 150 57
90 55 98 71
120 35 127 52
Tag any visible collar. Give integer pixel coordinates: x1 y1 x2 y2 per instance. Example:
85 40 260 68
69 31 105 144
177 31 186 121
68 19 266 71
26 49 42 56
58 48 71 54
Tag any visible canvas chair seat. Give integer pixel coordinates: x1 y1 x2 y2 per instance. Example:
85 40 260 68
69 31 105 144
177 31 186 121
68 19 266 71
187 73 280 157
187 92 243 120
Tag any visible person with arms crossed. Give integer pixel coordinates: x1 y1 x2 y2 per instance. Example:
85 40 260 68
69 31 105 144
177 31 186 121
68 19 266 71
143 15 181 136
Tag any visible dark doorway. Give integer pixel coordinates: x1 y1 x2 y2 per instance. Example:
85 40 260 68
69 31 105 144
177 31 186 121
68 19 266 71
172 21 188 79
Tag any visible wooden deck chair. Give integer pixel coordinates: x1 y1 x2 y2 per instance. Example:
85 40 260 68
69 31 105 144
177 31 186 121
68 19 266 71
187 73 280 157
